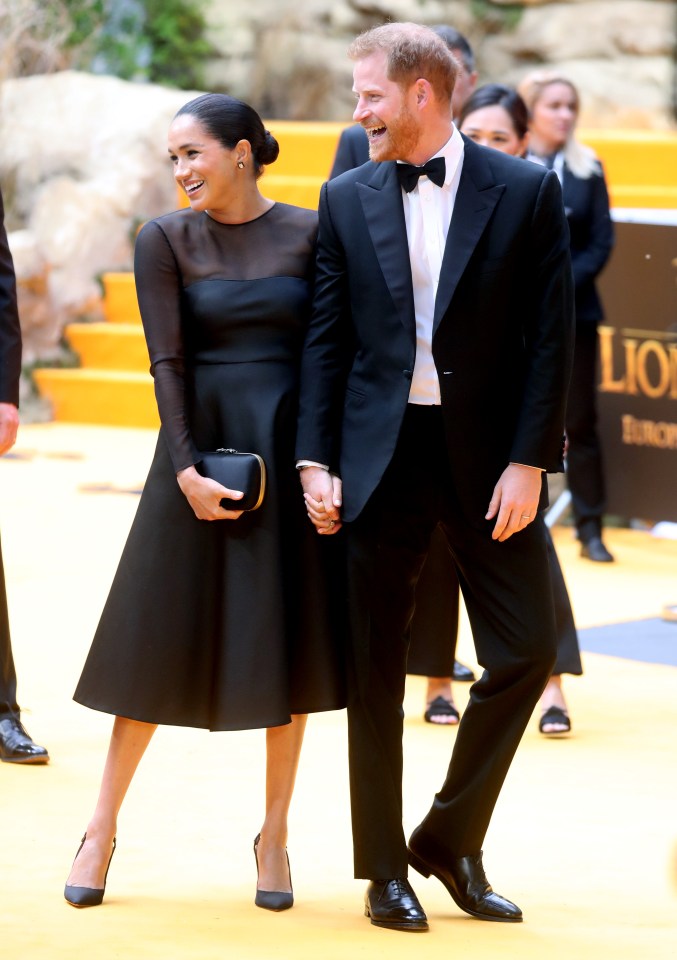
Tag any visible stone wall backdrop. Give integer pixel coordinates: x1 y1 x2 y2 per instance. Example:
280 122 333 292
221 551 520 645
202 0 677 128
0 0 675 371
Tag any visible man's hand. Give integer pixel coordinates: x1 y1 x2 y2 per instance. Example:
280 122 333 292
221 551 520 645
485 463 542 542
299 466 343 535
0 402 19 456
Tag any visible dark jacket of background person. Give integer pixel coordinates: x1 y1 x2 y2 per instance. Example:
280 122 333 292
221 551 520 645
563 161 614 325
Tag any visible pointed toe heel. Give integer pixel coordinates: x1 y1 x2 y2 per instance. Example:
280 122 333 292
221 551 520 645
64 834 116 908
253 833 294 912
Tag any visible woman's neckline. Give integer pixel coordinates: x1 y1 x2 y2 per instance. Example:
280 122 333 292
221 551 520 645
204 202 277 226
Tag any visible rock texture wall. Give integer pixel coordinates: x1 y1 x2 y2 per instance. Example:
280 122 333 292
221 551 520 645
0 1 674 364
0 72 198 361
203 0 676 129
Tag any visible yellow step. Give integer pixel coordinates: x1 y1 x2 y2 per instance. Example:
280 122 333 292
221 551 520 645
103 272 141 324
66 322 149 372
33 368 159 428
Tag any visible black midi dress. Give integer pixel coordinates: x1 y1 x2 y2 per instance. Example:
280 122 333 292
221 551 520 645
74 203 345 730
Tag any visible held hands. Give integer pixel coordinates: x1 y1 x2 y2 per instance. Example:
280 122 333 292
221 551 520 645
176 465 244 521
486 463 542 542
300 466 343 535
0 403 19 457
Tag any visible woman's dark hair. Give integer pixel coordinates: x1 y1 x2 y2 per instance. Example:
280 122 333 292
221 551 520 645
458 83 529 141
175 93 279 176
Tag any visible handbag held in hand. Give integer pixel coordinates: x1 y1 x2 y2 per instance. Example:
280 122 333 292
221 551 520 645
197 448 266 511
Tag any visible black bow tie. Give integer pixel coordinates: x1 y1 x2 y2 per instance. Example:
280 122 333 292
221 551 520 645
396 156 446 192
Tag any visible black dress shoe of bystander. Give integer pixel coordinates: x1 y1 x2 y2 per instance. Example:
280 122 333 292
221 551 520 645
364 878 428 931
580 536 614 562
452 660 476 682
0 716 49 764
408 828 522 922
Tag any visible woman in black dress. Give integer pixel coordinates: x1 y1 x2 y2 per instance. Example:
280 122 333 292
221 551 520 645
64 94 344 910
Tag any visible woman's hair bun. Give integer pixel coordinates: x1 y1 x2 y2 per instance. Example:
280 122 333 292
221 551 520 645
257 130 280 167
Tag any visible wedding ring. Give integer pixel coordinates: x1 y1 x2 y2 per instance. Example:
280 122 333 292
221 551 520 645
521 515 531 520
329 520 336 528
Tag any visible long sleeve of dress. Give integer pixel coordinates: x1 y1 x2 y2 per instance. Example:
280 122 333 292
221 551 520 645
134 220 198 473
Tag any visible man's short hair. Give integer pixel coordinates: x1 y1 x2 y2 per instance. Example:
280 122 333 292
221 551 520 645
348 22 457 106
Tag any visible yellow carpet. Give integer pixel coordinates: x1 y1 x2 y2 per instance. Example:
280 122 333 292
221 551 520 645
1 424 676 959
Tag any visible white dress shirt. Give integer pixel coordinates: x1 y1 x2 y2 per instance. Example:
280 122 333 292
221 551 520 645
402 127 464 405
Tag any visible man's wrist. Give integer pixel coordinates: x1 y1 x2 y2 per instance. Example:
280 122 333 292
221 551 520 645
296 460 329 471
509 461 544 472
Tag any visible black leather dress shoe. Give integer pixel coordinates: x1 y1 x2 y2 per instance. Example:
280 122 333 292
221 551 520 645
0 717 49 764
580 536 614 562
408 829 522 922
364 878 428 931
452 660 476 682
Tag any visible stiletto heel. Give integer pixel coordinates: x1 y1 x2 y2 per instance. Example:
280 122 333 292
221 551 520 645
253 833 293 911
64 833 116 907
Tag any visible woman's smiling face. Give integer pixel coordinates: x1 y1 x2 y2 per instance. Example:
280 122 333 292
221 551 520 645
168 113 242 212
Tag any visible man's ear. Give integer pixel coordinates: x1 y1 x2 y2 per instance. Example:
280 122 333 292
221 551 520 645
414 78 432 108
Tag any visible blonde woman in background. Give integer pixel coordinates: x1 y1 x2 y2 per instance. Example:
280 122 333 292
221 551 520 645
519 71 615 567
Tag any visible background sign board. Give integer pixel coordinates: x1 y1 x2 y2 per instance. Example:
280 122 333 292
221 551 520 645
596 210 677 522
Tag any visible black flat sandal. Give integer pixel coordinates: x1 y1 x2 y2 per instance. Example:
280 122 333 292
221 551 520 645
424 696 460 725
539 705 571 737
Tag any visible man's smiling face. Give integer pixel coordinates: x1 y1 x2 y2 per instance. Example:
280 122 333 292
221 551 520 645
352 50 421 163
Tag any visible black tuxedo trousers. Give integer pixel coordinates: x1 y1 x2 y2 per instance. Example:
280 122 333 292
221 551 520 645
345 405 557 879
0 536 19 718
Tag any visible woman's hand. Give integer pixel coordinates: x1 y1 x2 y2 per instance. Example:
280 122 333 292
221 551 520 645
176 465 244 521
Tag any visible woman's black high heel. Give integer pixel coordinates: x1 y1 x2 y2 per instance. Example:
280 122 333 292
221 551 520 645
64 833 117 907
253 833 293 911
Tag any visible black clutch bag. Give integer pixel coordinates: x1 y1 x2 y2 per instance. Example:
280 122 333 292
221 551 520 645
197 448 266 511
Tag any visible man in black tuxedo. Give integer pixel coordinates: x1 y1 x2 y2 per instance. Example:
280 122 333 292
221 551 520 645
331 25 480 713
0 186 49 764
296 23 573 931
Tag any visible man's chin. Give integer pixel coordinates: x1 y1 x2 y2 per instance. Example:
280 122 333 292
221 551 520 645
368 140 393 163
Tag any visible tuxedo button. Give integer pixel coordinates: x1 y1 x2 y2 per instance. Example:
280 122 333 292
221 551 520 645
403 369 413 380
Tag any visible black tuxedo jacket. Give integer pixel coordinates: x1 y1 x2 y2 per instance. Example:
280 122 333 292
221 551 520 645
0 188 21 406
297 137 574 523
562 162 613 326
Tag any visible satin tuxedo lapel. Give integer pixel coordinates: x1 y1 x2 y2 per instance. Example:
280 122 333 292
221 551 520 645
357 163 415 338
433 142 505 333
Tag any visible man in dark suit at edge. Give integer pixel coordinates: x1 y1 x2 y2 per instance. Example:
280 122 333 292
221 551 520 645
296 23 573 931
0 186 49 764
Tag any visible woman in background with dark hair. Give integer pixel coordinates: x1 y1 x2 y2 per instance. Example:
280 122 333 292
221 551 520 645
458 83 584 736
63 93 344 911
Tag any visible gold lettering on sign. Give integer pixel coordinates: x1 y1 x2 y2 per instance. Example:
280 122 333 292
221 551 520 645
599 325 626 393
621 415 677 449
599 327 677 399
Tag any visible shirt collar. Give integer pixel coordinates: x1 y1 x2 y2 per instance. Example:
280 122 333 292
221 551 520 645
436 126 464 186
